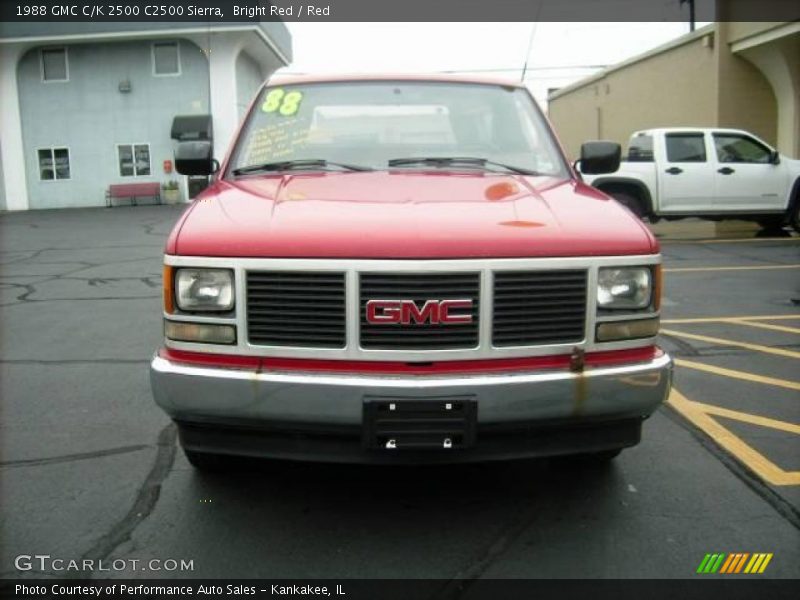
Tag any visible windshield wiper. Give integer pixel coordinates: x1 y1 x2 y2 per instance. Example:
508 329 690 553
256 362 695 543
387 157 540 176
232 159 373 176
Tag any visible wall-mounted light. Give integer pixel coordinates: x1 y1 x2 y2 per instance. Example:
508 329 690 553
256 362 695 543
118 79 132 93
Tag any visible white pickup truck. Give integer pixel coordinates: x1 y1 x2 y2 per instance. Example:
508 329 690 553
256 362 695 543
580 127 800 232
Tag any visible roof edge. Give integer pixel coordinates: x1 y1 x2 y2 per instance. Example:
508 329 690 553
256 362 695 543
267 72 527 87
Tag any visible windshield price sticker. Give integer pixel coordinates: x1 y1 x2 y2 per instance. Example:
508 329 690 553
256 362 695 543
262 89 304 117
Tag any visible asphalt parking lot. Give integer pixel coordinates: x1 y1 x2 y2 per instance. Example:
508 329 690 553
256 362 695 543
1 206 798 583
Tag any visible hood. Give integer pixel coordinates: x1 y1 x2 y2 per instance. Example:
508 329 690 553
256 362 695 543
170 171 657 258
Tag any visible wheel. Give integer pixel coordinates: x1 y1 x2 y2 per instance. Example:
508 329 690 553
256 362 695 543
610 192 645 220
586 448 622 461
553 448 623 467
756 216 785 232
789 201 800 233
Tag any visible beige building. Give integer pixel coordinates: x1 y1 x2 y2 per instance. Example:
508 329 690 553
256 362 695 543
548 20 800 160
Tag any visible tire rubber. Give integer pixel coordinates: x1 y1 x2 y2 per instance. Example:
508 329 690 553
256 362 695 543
610 191 645 220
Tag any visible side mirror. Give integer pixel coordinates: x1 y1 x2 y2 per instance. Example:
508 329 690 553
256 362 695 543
175 141 219 176
769 150 780 165
578 141 621 175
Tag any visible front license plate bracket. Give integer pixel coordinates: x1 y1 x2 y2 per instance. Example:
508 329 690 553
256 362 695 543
363 396 477 451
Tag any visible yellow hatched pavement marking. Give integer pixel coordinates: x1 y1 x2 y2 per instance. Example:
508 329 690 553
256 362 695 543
661 329 800 360
674 358 800 392
695 402 800 435
662 315 800 324
668 389 800 486
727 320 800 335
665 264 800 273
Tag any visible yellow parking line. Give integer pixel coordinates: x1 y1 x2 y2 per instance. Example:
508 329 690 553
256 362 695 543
660 329 800 360
694 402 800 435
728 320 800 335
674 358 800 392
662 315 800 324
668 389 800 486
665 264 800 273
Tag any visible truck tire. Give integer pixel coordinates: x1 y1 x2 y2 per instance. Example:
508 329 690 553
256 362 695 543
554 448 623 467
756 216 785 232
790 201 800 233
610 192 645 220
184 448 229 471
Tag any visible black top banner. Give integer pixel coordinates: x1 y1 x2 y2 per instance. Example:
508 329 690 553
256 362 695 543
1 0 799 23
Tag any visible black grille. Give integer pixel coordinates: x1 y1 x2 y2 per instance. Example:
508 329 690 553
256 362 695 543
247 271 346 348
360 273 480 350
493 270 587 347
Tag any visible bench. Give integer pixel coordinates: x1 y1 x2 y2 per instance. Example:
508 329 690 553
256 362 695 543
106 182 161 207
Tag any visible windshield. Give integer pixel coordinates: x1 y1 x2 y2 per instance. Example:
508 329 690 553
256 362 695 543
229 81 569 177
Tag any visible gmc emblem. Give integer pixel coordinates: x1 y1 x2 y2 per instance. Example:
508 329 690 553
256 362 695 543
365 299 473 325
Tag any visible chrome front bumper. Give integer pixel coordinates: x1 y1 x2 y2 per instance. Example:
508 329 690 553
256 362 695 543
150 351 672 462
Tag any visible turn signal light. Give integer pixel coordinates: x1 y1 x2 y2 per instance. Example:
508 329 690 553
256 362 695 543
164 320 236 345
163 265 174 314
653 264 662 311
596 317 660 342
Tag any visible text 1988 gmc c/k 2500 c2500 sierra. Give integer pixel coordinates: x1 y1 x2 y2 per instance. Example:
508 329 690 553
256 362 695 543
150 75 673 469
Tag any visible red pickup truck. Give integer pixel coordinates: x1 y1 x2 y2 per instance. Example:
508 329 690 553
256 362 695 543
150 74 672 469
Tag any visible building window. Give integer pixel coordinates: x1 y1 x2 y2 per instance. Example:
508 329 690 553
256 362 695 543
665 133 706 163
118 144 151 177
38 148 71 180
41 48 68 82
152 42 180 76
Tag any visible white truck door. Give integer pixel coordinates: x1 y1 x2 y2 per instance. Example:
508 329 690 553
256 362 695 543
658 132 716 213
711 132 786 212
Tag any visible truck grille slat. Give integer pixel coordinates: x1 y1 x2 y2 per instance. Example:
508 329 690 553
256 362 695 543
490 283 586 296
493 270 587 347
247 271 346 348
491 306 585 317
247 309 345 318
493 315 586 326
247 294 345 301
360 273 481 350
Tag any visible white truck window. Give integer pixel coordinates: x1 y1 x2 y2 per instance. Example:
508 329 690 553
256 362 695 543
713 134 771 164
627 134 654 162
665 133 706 163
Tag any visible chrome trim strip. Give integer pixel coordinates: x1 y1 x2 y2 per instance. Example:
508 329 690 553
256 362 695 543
595 312 660 323
164 314 236 324
346 268 360 358
165 255 660 270
236 265 248 346
162 255 661 361
480 269 493 350
151 352 672 389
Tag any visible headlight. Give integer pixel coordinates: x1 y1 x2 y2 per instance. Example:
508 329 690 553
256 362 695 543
175 268 234 311
597 267 652 310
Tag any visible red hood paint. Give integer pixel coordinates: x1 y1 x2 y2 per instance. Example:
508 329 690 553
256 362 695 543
168 172 657 258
